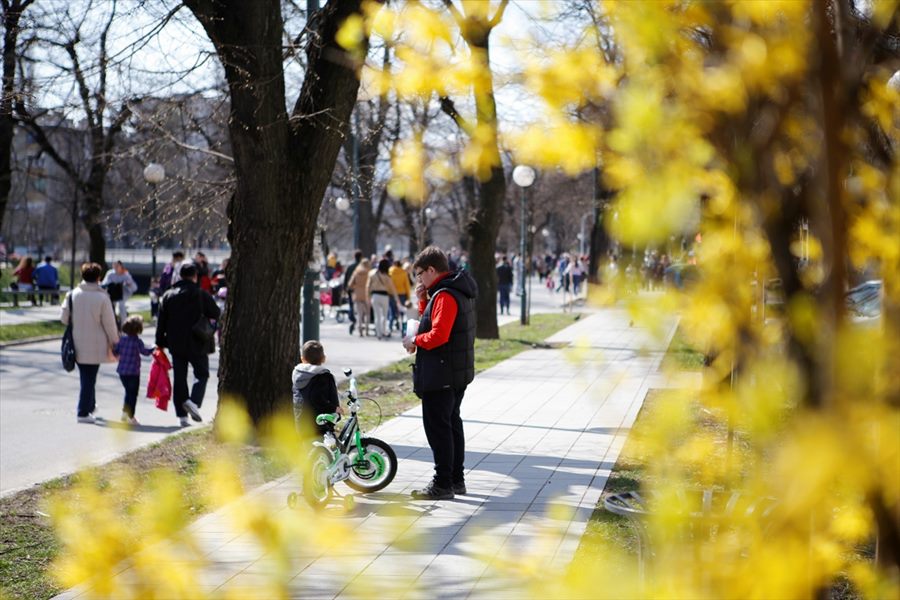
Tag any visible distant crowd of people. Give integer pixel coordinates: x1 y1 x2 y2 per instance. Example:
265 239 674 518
321 246 472 340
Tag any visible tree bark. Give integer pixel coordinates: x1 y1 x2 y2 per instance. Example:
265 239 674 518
0 0 32 233
588 165 613 284
185 0 366 423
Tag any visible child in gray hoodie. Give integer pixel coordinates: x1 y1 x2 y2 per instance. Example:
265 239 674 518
292 340 341 443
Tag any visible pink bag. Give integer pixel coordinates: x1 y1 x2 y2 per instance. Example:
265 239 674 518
147 348 172 411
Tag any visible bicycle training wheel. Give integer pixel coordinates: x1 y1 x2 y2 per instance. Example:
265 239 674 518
303 446 333 509
345 437 397 493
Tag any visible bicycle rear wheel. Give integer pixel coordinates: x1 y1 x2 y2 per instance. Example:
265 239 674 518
345 437 397 493
303 446 333 509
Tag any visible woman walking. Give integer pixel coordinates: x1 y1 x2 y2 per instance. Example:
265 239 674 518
61 263 120 423
367 258 401 340
347 258 371 337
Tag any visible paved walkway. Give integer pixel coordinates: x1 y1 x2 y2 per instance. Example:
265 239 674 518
55 307 678 599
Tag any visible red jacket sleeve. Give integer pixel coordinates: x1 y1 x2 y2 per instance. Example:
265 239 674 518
415 292 458 350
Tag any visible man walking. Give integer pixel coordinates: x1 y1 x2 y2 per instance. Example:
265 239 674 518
33 255 59 305
402 246 477 500
496 255 513 315
156 263 220 427
344 249 362 334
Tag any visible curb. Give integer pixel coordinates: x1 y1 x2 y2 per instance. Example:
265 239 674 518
0 334 62 349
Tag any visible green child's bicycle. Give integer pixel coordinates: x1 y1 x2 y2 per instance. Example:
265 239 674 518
288 368 398 510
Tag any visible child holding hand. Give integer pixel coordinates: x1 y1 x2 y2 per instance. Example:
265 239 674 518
114 315 153 425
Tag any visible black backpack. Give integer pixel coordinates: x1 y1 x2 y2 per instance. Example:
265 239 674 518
106 282 123 302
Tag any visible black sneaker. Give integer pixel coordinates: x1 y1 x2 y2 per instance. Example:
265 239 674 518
411 482 454 500
452 481 467 495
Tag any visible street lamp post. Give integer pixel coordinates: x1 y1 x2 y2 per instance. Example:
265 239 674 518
143 163 166 281
513 165 536 325
578 212 592 257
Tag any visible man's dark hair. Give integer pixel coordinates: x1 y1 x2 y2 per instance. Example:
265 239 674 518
44 255 52 263
354 249 363 262
81 262 102 283
173 251 185 259
413 246 449 274
122 315 144 336
377 258 391 274
301 340 325 365
180 263 197 279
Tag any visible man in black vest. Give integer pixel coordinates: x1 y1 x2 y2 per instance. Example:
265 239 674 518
403 246 477 500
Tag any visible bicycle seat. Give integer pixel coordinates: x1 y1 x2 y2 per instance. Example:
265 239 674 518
315 413 342 425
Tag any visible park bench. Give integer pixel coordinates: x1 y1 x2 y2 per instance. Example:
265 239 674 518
1 286 70 308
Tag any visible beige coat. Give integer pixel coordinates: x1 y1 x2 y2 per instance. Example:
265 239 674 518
366 269 399 301
347 263 371 301
61 282 120 364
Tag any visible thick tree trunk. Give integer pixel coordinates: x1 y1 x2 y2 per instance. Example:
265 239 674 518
465 34 505 340
186 0 365 423
468 165 504 339
0 1 31 233
588 167 613 284
357 176 376 257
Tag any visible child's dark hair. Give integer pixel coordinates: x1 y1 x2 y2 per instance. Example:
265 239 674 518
301 340 325 365
122 315 144 336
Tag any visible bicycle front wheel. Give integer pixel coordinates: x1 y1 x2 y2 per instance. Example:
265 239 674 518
345 437 397 493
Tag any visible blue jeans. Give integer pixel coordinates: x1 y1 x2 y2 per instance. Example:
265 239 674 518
76 363 100 417
172 353 209 418
347 291 356 323
119 374 140 417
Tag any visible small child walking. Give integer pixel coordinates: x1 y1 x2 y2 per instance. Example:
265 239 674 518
114 315 153 425
291 340 341 443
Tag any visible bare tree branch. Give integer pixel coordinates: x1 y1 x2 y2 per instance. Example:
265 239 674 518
438 95 473 135
488 0 510 29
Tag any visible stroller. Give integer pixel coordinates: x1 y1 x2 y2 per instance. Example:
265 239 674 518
321 278 350 322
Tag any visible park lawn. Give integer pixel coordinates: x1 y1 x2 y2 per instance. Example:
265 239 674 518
355 312 581 424
0 307 152 344
0 311 581 600
0 320 66 343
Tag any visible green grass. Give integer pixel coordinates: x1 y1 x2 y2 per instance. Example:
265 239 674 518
351 312 583 432
662 324 706 370
0 309 152 344
0 311 582 600
0 320 67 343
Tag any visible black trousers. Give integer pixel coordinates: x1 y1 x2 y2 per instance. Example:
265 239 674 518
172 352 209 417
420 386 466 488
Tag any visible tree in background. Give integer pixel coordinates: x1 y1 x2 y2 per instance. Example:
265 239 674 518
344 0 510 338
0 0 33 234
13 0 137 267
